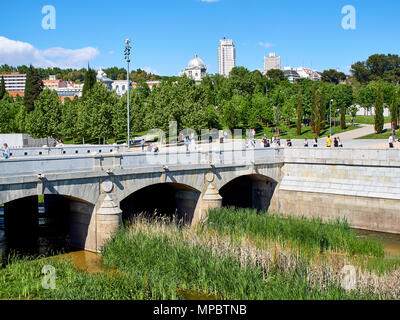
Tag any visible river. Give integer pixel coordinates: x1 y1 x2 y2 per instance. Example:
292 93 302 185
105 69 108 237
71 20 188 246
1 205 400 272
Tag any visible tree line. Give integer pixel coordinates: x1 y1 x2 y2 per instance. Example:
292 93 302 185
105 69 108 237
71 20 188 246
0 64 165 84
0 58 399 141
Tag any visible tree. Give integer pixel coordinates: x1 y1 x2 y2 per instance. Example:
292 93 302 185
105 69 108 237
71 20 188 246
252 92 273 125
351 54 400 84
296 88 303 136
340 104 346 129
61 98 78 143
350 61 371 84
24 65 43 112
349 105 359 125
313 89 321 136
390 89 399 129
0 76 5 100
26 89 62 141
266 69 285 81
82 67 97 97
319 84 327 130
321 69 346 85
374 81 384 133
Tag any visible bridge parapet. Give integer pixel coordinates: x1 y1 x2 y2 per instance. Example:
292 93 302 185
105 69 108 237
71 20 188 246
8 145 127 157
283 147 400 167
0 147 284 178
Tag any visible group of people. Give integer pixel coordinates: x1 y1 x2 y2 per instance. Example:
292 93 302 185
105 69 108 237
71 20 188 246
257 135 344 148
260 135 281 148
1 143 10 159
325 136 343 148
140 139 159 153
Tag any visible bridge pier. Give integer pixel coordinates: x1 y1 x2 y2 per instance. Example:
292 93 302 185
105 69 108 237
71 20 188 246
95 194 122 252
192 183 222 227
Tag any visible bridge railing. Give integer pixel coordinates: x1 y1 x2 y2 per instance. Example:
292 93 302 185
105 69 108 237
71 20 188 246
119 147 284 169
283 147 400 166
8 145 127 157
0 147 284 177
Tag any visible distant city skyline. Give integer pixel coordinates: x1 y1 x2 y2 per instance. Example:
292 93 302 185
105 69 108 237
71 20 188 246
0 0 400 76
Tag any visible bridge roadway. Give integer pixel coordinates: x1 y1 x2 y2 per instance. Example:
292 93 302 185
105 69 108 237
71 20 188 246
1 146 400 252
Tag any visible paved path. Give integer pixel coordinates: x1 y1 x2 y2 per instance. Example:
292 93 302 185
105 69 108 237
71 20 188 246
329 123 392 140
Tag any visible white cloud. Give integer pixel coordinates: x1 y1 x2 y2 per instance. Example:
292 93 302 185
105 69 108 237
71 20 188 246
0 36 99 69
143 66 161 75
108 50 115 55
258 41 274 48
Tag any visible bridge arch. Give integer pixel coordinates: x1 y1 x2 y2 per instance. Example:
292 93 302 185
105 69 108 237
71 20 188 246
219 173 278 210
0 180 98 207
120 182 201 225
1 193 96 257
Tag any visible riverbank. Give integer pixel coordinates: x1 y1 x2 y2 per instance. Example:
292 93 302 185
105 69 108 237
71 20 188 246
1 209 400 300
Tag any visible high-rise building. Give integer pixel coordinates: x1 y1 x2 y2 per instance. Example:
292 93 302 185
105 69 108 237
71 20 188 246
218 38 236 77
0 73 27 92
264 52 281 73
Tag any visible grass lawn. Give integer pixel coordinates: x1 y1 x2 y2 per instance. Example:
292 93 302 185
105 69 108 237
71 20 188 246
358 128 400 139
345 115 391 125
256 124 358 140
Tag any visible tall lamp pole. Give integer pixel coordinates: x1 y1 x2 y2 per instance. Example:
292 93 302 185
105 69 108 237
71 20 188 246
329 99 334 135
124 39 131 148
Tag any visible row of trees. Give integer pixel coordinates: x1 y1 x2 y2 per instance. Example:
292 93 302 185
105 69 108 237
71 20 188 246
0 64 399 140
351 54 400 84
0 64 166 84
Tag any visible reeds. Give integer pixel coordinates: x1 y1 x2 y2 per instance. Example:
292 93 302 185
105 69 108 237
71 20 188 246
205 207 384 258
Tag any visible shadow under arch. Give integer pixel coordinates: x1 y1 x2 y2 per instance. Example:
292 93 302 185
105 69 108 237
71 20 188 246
219 174 278 210
1 194 94 264
120 183 201 225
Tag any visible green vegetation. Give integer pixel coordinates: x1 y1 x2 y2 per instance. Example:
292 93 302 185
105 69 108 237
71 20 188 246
3 208 400 300
357 128 400 140
0 222 375 300
206 208 383 257
345 115 391 125
0 76 5 100
256 122 357 139
23 65 43 113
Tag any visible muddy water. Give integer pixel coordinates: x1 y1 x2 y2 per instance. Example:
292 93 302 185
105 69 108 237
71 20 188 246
354 229 400 257
55 250 105 274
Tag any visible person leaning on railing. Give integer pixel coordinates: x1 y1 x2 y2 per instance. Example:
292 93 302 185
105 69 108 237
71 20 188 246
1 143 10 159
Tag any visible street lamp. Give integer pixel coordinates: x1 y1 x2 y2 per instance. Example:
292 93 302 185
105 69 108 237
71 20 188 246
329 99 334 135
124 39 131 148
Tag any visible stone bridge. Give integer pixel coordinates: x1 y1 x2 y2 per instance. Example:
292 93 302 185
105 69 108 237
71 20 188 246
1 146 400 252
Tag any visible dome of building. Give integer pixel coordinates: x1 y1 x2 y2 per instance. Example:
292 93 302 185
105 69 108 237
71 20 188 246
186 54 206 69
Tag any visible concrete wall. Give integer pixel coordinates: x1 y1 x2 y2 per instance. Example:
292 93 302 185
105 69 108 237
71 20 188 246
269 148 400 233
0 134 56 148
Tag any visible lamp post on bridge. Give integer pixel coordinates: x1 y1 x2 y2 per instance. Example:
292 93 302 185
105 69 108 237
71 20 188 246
124 39 132 148
329 99 334 136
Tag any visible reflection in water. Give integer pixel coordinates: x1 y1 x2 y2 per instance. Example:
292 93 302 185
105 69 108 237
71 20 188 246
0 205 72 266
354 229 400 257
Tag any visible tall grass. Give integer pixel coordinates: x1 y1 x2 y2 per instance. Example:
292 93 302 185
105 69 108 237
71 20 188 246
205 208 384 258
102 220 372 300
0 212 399 300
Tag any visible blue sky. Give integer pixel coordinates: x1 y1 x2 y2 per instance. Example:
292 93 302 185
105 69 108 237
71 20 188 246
0 0 399 75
